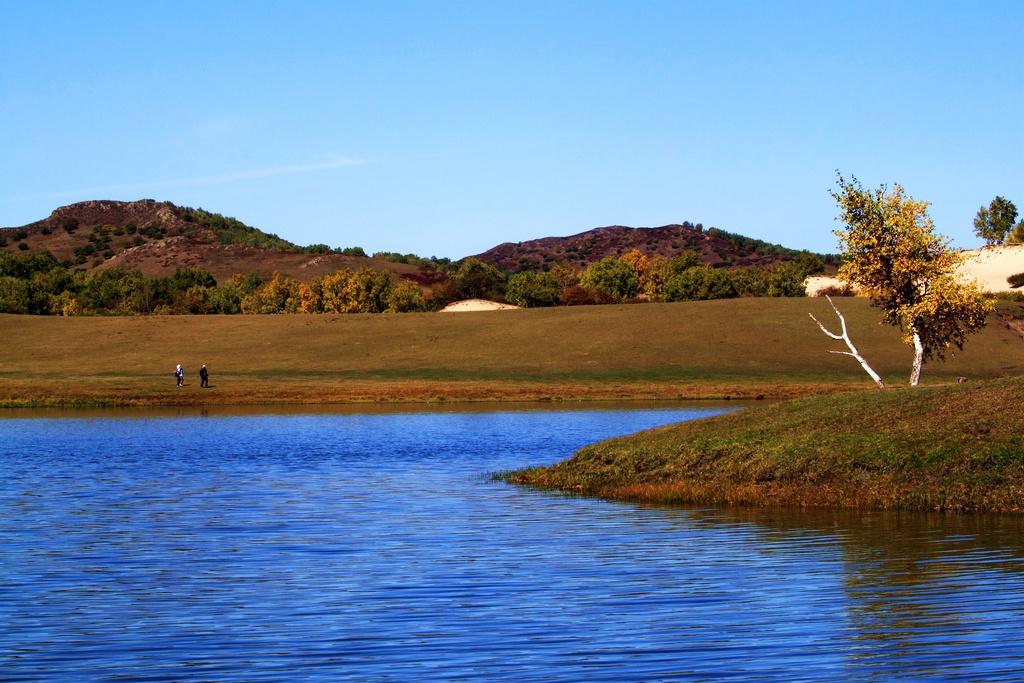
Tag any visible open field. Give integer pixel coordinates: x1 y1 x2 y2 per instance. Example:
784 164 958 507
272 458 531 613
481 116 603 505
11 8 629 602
2 298 1023 407
505 374 1024 512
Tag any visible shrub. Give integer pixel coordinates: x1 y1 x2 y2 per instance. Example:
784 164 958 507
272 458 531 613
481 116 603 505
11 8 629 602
304 267 394 314
664 267 738 301
18 242 29 251
1008 272 1024 289
62 219 79 233
212 272 263 314
579 257 638 301
421 279 455 310
815 283 857 297
12 229 27 241
454 258 507 301
559 284 616 306
387 279 426 313
0 276 31 313
172 285 215 314
139 224 165 239
241 272 304 314
506 271 560 308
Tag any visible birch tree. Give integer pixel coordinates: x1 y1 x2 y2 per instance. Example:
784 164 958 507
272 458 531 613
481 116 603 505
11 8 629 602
831 175 993 386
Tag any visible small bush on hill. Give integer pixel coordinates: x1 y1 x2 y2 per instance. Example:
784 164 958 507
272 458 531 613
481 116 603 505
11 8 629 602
188 209 291 251
1008 272 1024 289
139 224 165 239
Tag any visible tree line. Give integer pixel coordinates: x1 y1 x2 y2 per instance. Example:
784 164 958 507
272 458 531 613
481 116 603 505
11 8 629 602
0 247 826 316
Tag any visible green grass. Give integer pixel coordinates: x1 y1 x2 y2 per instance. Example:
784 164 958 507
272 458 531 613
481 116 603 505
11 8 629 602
1 298 1022 406
505 374 1024 512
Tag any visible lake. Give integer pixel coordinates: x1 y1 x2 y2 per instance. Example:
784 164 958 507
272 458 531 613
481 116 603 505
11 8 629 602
2 403 1024 682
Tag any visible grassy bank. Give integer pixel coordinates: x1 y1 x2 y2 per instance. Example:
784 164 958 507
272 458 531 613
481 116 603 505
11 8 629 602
506 375 1024 513
2 298 1022 407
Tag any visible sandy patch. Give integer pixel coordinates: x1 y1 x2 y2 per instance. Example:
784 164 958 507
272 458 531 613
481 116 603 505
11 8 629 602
804 276 858 297
805 245 1024 296
955 244 1024 293
439 299 520 312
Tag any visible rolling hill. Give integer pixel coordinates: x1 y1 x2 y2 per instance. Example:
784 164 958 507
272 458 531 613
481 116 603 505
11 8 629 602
0 200 436 286
3 200 827 286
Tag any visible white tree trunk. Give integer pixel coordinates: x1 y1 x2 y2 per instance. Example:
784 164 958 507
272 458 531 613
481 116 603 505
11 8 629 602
809 296 886 389
910 329 924 386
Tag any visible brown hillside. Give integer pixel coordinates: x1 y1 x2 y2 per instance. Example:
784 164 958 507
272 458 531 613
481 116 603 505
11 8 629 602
99 237 426 285
471 224 800 271
1 199 434 285
1 199 207 266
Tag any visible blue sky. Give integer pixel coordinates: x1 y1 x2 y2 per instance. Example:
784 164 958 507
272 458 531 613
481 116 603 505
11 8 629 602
2 1 1021 259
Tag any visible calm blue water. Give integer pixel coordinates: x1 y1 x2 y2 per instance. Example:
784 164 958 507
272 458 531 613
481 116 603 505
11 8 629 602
2 404 1024 682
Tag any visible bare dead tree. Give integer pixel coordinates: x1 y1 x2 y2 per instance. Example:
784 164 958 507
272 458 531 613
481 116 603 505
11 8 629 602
809 296 886 389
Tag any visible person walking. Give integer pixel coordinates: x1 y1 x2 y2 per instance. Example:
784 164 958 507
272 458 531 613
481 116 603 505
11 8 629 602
176 364 184 386
199 365 209 388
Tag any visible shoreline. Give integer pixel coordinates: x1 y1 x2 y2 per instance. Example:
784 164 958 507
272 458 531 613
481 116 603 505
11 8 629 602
505 375 1024 513
0 378 845 410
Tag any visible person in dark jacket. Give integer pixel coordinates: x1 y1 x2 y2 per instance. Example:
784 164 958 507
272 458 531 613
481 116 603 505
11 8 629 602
176 364 184 386
199 365 209 388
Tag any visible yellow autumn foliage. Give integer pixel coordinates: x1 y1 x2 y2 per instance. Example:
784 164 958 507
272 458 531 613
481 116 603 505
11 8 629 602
832 175 994 385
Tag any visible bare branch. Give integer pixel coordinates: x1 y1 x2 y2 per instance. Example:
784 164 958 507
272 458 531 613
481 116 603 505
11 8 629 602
810 296 886 389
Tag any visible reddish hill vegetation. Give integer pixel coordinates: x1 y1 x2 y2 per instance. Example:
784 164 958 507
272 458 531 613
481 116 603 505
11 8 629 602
470 223 805 271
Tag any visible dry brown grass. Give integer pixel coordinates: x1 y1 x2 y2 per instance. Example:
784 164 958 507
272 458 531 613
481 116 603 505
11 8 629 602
2 298 1022 407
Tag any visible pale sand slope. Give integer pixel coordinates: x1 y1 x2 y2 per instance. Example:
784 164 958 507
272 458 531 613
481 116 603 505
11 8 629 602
439 299 521 312
806 245 1024 296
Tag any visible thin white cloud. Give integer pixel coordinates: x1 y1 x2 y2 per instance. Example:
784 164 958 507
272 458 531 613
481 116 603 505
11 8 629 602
6 157 367 202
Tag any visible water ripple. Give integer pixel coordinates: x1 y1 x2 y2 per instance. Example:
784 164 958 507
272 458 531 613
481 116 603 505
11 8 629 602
2 407 1024 681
